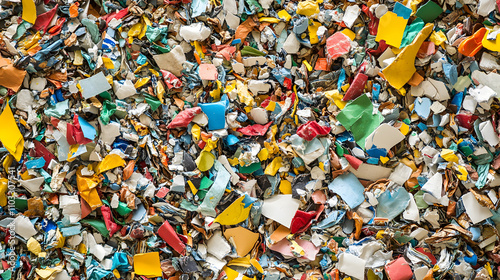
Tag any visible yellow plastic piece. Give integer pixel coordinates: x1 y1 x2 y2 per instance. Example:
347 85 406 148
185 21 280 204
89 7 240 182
78 243 87 254
265 101 276 111
277 10 292 21
455 164 468 181
196 151 215 171
228 157 239 166
3 155 13 171
210 80 222 100
341 29 356 41
0 178 7 207
303 60 313 71
191 124 201 141
279 180 292 194
237 80 255 106
35 264 64 280
134 77 150 88
308 21 322 44
128 22 143 38
188 180 198 195
435 136 443 148
106 75 114 85
485 262 493 277
401 158 418 171
264 157 283 176
77 167 103 210
380 156 389 164
429 30 447 46
73 50 84 65
133 252 163 278
375 11 408 48
22 0 37 24
399 122 410 135
27 237 43 256
325 90 347 109
102 57 115 69
341 83 350 92
193 41 205 59
21 32 41 49
259 17 280 23
406 0 425 13
213 196 251 225
382 23 434 89
156 78 165 103
296 0 320 16
95 154 126 174
441 149 458 163
482 29 500 51
223 266 256 280
258 148 269 161
203 138 218 152
55 229 65 248
0 103 24 161
250 259 264 273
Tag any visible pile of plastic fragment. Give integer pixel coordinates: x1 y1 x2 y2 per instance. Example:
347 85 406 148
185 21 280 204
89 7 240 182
2 0 500 279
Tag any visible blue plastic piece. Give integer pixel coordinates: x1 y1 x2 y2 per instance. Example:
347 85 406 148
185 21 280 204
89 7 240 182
25 157 46 169
199 101 227 130
393 2 412 19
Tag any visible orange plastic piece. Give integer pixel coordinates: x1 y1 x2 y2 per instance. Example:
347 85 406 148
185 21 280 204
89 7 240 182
69 3 79 18
408 72 424 87
123 160 136 181
194 51 201 65
24 197 45 217
47 193 59 205
314 58 329 71
200 132 212 142
458 28 487 57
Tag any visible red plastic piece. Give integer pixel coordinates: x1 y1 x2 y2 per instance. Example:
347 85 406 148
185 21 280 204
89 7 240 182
158 220 186 255
344 154 362 170
237 122 273 136
296 121 331 141
384 257 413 280
326 32 351 61
101 205 122 237
167 107 202 129
33 5 59 32
342 73 368 101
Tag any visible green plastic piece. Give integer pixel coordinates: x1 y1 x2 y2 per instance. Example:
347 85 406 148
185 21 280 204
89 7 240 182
240 46 266 57
239 162 261 174
144 94 162 111
116 201 132 216
414 191 429 209
146 26 163 42
15 198 28 211
401 18 424 48
152 44 170 54
415 1 443 23
81 18 101 44
199 177 214 190
197 176 214 200
81 219 110 237
100 100 117 125
1 269 11 280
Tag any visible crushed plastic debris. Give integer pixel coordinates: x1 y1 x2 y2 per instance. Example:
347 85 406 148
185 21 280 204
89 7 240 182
2 0 500 279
